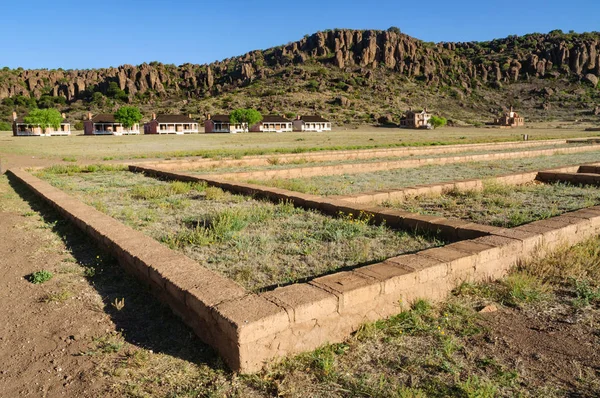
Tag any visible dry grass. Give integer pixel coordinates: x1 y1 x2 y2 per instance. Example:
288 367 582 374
1 126 598 163
36 168 441 291
6 168 600 397
386 181 600 227
249 150 600 196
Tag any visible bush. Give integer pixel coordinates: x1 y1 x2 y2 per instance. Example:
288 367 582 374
0 121 12 131
29 270 53 284
430 116 448 129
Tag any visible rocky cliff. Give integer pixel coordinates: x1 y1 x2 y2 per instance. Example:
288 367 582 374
2 29 600 123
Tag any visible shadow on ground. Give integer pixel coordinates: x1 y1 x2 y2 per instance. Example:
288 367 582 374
8 174 228 372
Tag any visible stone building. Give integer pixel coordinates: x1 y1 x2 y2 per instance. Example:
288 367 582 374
399 108 431 129
494 107 524 127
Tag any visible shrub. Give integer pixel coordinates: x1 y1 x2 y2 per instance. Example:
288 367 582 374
29 270 53 284
430 116 448 129
0 121 12 131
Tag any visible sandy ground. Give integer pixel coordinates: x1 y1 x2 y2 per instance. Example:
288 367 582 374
0 132 599 396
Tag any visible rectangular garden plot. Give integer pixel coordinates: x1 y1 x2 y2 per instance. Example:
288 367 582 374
12 164 600 374
384 181 600 228
245 150 600 196
179 143 591 176
34 167 442 292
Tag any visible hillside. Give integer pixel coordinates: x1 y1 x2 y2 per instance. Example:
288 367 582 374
2 28 600 126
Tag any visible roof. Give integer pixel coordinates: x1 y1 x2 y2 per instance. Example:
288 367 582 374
155 114 196 123
209 114 231 123
261 115 291 123
299 115 330 123
405 109 429 114
91 114 117 123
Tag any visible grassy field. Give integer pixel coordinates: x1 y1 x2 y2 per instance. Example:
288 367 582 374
1 126 599 164
249 150 600 196
11 172 599 397
386 181 600 227
36 167 440 291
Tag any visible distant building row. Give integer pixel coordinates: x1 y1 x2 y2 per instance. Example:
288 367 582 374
204 114 332 133
12 112 333 136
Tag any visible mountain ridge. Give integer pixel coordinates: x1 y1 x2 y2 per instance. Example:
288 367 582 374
2 28 600 125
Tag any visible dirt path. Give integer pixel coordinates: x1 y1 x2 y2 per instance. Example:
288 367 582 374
0 199 113 396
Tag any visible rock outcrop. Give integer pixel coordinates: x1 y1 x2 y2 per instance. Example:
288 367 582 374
1 29 599 104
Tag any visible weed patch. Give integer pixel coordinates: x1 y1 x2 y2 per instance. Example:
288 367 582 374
29 270 53 284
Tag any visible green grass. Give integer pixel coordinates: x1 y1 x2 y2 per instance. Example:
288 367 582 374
386 181 600 227
29 270 53 284
36 169 442 291
249 150 600 196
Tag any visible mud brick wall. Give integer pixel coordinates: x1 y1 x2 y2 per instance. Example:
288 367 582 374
198 145 600 181
335 163 600 205
137 139 568 171
129 165 502 242
10 166 600 373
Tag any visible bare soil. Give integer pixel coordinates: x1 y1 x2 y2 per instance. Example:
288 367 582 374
1 145 599 397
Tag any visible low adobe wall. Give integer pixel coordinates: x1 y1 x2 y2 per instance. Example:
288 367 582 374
137 139 569 171
196 144 600 181
335 163 600 204
536 171 600 186
129 165 501 241
10 167 600 373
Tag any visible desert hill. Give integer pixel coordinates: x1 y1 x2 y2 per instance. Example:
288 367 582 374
2 28 600 126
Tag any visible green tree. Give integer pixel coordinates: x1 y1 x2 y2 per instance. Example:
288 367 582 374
107 81 128 102
430 116 448 129
91 91 105 106
23 108 63 129
114 106 142 129
230 109 263 133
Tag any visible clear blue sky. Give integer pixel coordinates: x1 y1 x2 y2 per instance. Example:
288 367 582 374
2 0 598 70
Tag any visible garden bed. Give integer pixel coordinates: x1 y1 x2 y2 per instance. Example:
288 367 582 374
384 181 600 228
181 143 590 175
247 151 600 196
35 166 441 291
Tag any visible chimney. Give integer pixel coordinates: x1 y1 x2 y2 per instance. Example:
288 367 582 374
12 111 17 121
61 113 66 119
296 115 300 120
87 112 92 121
188 114 192 119
206 113 211 120
152 112 156 120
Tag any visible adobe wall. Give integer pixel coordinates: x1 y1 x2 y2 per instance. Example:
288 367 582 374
197 145 600 181
10 166 600 373
335 163 600 204
137 139 571 171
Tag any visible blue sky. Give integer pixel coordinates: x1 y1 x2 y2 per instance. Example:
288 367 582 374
2 0 598 70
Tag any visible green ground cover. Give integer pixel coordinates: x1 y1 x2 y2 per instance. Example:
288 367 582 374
183 142 590 175
249 151 600 196
386 181 600 227
35 167 441 291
